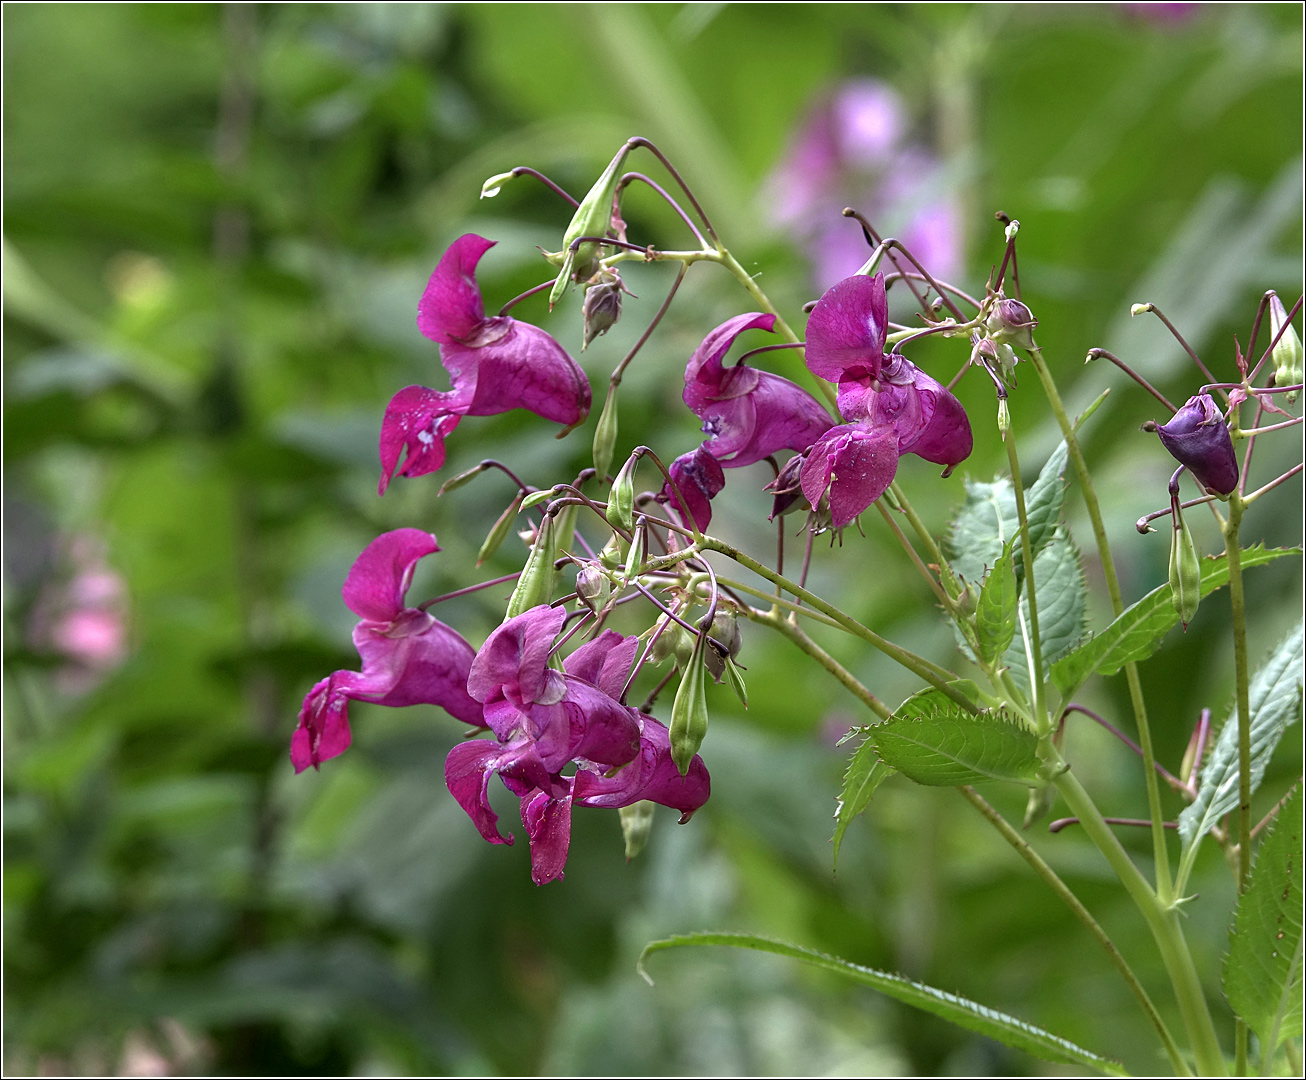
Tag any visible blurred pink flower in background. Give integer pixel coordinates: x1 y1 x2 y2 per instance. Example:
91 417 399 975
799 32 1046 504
764 78 963 291
29 535 129 693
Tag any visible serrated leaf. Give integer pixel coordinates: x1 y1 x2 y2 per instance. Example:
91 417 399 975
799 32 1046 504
976 540 1018 664
1050 546 1298 697
832 740 893 871
871 689 1040 787
1224 785 1303 1055
945 443 1067 587
1003 530 1087 698
1178 624 1304 855
638 933 1125 1075
945 477 1018 585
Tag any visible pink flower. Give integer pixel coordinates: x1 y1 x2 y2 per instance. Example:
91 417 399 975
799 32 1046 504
377 235 591 494
292 529 481 773
445 606 710 884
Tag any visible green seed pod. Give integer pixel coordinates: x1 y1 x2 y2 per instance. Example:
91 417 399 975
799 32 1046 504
669 635 709 775
607 453 638 533
723 658 748 709
996 397 1012 435
622 523 647 585
1269 293 1303 404
1168 505 1201 630
505 512 557 619
592 383 620 481
619 800 656 860
477 492 523 566
651 615 694 667
1023 784 1057 830
548 141 633 308
438 461 489 496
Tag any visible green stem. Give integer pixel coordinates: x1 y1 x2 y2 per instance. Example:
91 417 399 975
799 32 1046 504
700 536 978 715
706 575 847 632
889 480 963 600
1000 408 1047 734
752 608 891 720
960 786 1192 1077
1056 768 1227 1075
875 502 954 610
1029 346 1174 899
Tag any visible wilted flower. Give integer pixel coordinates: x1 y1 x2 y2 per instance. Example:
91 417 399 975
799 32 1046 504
1152 393 1239 496
378 234 591 494
292 529 481 773
658 445 726 532
445 606 709 883
799 273 972 527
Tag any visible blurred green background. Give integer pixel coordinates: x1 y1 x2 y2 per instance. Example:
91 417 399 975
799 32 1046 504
4 3 1302 1075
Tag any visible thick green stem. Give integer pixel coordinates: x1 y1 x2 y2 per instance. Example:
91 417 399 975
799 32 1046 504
1001 411 1048 733
960 786 1192 1076
1029 347 1173 899
1056 769 1227 1075
700 536 978 715
752 608 892 720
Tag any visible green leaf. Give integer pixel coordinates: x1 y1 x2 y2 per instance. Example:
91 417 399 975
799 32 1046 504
944 442 1067 587
1178 623 1304 854
638 933 1126 1076
1050 545 1298 697
870 689 1040 787
832 739 893 871
1224 785 1303 1056
1002 530 1087 698
976 540 1018 664
945 477 1017 586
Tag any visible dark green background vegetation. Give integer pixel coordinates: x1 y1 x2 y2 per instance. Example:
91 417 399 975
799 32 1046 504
4 4 1301 1075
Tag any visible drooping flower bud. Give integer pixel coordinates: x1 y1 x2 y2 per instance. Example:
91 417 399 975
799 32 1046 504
766 451 810 520
575 563 611 615
1169 503 1201 630
702 610 742 683
479 171 516 199
592 383 620 480
438 461 490 496
582 274 624 350
505 512 557 619
1152 394 1239 496
1268 293 1303 404
478 492 523 566
985 298 1038 351
607 453 638 533
669 635 710 775
619 800 656 860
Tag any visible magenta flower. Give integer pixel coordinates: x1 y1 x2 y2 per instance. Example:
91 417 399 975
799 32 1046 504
445 606 710 884
292 529 481 773
378 235 591 494
799 273 972 527
664 312 834 530
1155 393 1239 495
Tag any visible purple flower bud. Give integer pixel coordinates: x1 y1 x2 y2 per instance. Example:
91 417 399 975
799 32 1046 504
581 274 624 349
766 451 810 520
1154 394 1239 496
378 235 591 494
985 297 1038 351
658 446 726 532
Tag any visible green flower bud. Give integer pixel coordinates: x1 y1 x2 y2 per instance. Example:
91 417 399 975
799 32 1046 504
622 523 646 585
438 461 489 496
1023 784 1057 829
592 383 620 481
997 397 1011 435
479 171 516 199
477 492 523 566
598 533 625 572
619 800 656 860
607 453 638 533
1269 293 1303 404
505 512 557 619
669 635 709 775
702 609 742 682
575 563 611 615
651 615 694 667
548 141 633 308
1168 504 1201 630
521 488 555 510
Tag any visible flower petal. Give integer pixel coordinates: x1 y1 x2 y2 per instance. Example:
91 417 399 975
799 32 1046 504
292 673 365 773
573 717 710 818
443 321 591 425
805 272 888 382
827 424 899 526
342 528 440 622
563 630 639 699
417 234 495 345
377 385 467 495
904 371 972 467
1156 393 1239 495
356 616 482 725
661 446 725 532
521 788 573 885
683 312 776 412
467 605 567 707
444 739 514 845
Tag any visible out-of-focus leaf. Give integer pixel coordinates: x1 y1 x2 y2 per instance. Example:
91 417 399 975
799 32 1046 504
639 933 1127 1075
1223 785 1303 1055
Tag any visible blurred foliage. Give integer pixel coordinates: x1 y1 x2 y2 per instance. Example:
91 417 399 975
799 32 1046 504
3 3 1301 1075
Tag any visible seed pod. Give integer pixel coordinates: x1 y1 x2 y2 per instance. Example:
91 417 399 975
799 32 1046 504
619 800 656 860
504 512 556 620
592 383 620 480
669 635 710 776
651 615 694 667
1168 504 1201 630
549 142 633 307
622 522 647 585
607 453 638 533
477 492 523 566
1269 293 1303 404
